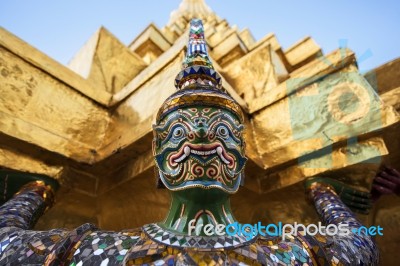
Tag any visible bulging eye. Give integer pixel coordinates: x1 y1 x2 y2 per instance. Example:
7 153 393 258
216 125 229 139
172 126 185 139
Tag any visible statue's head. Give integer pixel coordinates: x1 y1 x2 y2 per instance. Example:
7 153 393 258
153 19 247 194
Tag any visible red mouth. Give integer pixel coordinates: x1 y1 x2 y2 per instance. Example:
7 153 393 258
170 143 234 167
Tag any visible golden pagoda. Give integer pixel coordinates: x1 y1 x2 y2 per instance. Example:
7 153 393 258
0 0 399 264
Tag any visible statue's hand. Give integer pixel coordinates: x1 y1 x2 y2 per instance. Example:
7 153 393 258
371 166 400 201
305 176 371 214
0 171 59 205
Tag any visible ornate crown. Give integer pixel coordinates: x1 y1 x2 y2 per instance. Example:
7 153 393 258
156 19 244 122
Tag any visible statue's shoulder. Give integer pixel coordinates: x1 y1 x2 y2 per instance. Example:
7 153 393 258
60 223 157 265
0 226 69 265
64 223 179 265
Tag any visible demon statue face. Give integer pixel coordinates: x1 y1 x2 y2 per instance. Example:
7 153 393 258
153 106 246 193
153 19 246 193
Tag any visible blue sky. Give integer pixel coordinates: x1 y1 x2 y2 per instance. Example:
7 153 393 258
1 0 399 73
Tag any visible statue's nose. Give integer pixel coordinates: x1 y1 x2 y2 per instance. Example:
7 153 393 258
193 118 208 139
194 118 207 127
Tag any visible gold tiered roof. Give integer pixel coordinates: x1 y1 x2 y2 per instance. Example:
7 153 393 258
169 0 217 25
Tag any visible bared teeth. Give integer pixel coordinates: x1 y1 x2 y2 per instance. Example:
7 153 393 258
184 146 191 156
174 146 191 163
190 149 217 156
174 154 187 163
174 146 230 165
216 146 230 165
216 147 223 155
191 150 211 155
220 156 230 165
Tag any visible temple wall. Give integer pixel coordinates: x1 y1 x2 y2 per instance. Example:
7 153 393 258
0 31 110 164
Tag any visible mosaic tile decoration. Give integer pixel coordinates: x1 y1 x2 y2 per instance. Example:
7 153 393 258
0 182 379 265
308 183 379 265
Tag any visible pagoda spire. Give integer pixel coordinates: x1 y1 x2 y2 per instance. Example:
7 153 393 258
169 0 217 25
157 18 244 124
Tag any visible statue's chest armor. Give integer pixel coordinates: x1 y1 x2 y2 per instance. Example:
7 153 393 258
62 224 314 265
126 223 275 265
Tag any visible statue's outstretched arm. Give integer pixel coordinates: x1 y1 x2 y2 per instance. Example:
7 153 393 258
0 180 142 265
306 178 379 265
0 181 54 229
0 181 69 264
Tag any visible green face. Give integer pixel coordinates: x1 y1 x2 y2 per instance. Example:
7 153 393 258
153 106 247 193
